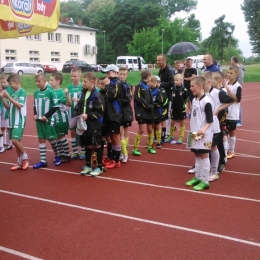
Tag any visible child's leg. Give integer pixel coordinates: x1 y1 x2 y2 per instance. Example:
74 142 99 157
198 153 210 185
161 120 166 143
39 139 47 163
106 135 113 160
110 133 121 163
147 124 156 153
80 145 92 175
178 120 185 142
133 124 145 153
223 134 228 159
6 127 12 147
228 129 236 157
0 129 4 152
120 126 127 157
154 123 161 145
12 139 29 170
210 145 219 175
70 129 79 156
94 145 103 171
124 127 129 150
217 131 225 166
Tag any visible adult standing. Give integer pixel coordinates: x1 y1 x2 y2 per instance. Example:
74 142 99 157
182 58 197 117
157 54 174 141
173 60 183 75
202 54 221 72
231 56 245 126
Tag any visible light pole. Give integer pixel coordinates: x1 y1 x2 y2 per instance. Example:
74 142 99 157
162 29 165 54
103 30 106 58
227 28 232 59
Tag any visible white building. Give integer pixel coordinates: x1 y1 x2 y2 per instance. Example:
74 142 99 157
0 19 99 70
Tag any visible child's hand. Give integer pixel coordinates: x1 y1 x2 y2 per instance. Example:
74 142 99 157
64 88 69 95
41 116 47 121
33 115 38 121
72 97 79 102
197 128 205 135
82 114 87 120
2 91 10 99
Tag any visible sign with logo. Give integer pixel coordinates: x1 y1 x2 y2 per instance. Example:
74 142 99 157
0 0 59 39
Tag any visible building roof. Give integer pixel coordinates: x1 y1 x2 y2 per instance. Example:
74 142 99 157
58 22 99 32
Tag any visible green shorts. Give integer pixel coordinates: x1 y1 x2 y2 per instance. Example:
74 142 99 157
55 121 69 137
9 128 24 141
36 121 57 140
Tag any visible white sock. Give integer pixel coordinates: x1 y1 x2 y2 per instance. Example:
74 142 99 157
228 136 236 152
210 149 220 174
0 135 3 147
200 158 210 183
194 157 201 179
3 131 6 145
21 152 29 160
223 141 228 156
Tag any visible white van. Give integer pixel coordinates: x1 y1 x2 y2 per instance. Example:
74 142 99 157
116 56 148 71
187 55 204 69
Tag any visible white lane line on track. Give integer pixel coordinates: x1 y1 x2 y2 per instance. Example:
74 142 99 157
1 189 260 248
0 246 42 260
243 97 260 101
0 161 260 202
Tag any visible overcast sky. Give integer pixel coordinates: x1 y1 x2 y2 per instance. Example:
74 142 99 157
173 0 252 57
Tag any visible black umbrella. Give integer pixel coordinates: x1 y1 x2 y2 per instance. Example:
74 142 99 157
167 42 200 55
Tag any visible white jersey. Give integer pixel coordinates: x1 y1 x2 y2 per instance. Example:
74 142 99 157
227 82 241 120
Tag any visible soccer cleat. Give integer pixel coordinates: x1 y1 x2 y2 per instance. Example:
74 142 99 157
0 147 5 153
80 166 92 176
22 159 29 170
164 137 174 143
193 181 210 191
33 161 47 169
119 154 124 161
61 156 71 163
4 144 13 150
90 168 103 176
11 164 22 171
156 143 162 149
188 166 196 174
148 148 156 154
71 152 79 160
54 156 61 166
208 174 219 182
185 177 201 186
227 152 235 159
121 155 128 163
79 151 85 160
102 157 110 166
217 164 225 173
106 160 120 169
132 149 141 156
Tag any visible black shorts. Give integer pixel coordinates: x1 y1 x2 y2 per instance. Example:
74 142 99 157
226 120 237 131
212 133 219 147
101 126 108 137
107 121 120 134
121 121 132 127
191 149 210 154
171 110 186 121
161 104 169 121
137 118 153 125
153 120 162 125
80 135 101 146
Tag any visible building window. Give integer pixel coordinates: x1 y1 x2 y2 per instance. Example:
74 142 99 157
5 49 16 55
26 36 33 40
71 59 78 61
6 56 16 61
74 35 80 44
68 34 73 43
70 52 78 57
29 51 39 55
56 33 61 42
51 51 60 56
34 34 41 41
48 33 54 41
51 58 60 62
30 57 40 62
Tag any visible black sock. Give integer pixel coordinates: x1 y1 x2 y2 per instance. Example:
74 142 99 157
114 150 121 163
95 147 103 170
107 143 113 160
161 127 166 143
85 148 92 167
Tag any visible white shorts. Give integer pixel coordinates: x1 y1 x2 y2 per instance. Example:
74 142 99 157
0 118 9 128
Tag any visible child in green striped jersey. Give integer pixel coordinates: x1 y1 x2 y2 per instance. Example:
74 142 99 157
64 68 85 160
1 74 29 170
33 74 60 169
49 73 71 163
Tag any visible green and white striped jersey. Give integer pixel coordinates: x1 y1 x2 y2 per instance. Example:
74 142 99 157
52 88 69 124
0 85 13 119
9 88 27 129
67 83 82 119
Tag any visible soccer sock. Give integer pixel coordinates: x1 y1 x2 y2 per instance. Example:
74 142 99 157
210 149 220 174
50 139 59 156
169 125 177 138
113 145 121 163
125 136 129 150
95 147 103 170
194 157 201 179
2 131 6 145
60 138 70 157
120 139 127 156
39 143 47 163
7 130 12 146
155 129 161 144
179 126 185 140
228 136 236 152
71 138 78 154
101 139 106 154
0 134 3 148
80 146 85 153
85 148 92 167
21 152 29 161
57 140 65 157
147 133 153 149
107 142 113 159
223 141 228 157
161 127 166 143
134 133 141 150
200 157 210 184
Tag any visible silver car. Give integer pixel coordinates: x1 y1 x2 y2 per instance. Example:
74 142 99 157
4 62 44 75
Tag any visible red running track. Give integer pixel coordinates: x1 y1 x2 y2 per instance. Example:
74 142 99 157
0 82 260 259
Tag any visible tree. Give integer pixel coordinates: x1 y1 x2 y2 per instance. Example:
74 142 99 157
60 0 84 22
96 33 116 64
241 0 260 54
186 14 201 42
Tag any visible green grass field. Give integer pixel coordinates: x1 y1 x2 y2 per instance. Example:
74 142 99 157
17 64 260 95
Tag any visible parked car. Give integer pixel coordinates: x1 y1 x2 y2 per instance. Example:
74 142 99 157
4 62 44 75
1 66 4 73
44 65 57 73
62 60 93 73
90 64 103 72
33 64 46 73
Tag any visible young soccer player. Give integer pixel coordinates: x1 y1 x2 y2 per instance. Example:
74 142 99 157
65 68 85 160
49 73 71 163
185 76 213 191
201 72 234 181
74 72 105 176
166 74 188 144
149 75 164 149
1 74 29 170
132 69 156 155
0 74 13 151
225 66 242 159
0 84 4 153
33 74 60 168
118 67 133 163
